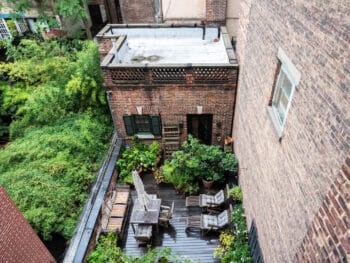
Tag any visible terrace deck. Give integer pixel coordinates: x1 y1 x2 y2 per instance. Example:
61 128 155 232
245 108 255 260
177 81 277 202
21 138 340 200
123 173 220 262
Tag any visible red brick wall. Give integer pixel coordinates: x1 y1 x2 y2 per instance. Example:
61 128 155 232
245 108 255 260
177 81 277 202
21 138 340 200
106 81 236 146
206 0 227 24
119 0 155 23
0 186 56 263
234 0 350 262
294 156 350 262
101 64 238 146
97 38 112 59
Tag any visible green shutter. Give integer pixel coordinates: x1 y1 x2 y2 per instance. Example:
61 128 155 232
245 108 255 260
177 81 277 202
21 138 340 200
150 115 161 135
123 115 134 135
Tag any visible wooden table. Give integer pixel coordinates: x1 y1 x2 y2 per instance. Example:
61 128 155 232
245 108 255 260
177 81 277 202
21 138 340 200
130 197 161 234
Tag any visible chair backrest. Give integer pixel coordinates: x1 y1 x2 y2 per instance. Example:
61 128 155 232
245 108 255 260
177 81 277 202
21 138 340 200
217 209 229 227
160 202 174 221
214 190 225 204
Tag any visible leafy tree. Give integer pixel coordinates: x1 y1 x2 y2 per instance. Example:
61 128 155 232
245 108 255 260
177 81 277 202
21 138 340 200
0 110 111 239
0 39 106 139
0 38 112 240
66 41 106 108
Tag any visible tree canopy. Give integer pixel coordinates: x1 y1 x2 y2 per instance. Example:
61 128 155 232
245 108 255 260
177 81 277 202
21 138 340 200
0 38 112 240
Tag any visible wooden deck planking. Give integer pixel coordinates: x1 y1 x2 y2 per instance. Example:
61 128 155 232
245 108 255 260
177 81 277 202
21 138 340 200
123 173 220 263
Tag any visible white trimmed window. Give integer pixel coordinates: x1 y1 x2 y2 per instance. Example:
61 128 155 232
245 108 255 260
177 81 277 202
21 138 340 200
0 19 11 39
14 19 29 35
269 48 300 138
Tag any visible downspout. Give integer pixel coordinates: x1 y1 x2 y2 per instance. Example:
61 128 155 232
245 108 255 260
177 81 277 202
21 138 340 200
106 90 117 134
154 0 163 23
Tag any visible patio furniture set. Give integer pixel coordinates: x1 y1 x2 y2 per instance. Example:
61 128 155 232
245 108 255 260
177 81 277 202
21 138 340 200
185 184 232 235
130 171 174 245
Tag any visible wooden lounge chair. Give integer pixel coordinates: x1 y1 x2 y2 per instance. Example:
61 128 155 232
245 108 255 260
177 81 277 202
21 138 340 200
185 205 232 234
159 201 174 227
185 184 230 209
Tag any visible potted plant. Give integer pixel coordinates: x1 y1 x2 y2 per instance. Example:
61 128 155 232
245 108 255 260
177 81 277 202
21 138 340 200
116 136 161 184
160 135 238 194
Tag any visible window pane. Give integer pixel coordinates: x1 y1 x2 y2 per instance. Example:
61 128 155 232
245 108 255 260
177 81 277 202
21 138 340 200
134 115 151 133
272 68 294 126
282 74 292 97
276 103 285 124
280 93 289 109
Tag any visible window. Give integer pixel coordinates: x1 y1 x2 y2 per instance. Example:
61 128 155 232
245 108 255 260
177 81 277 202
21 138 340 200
123 115 161 137
0 19 11 39
271 67 294 126
269 48 300 138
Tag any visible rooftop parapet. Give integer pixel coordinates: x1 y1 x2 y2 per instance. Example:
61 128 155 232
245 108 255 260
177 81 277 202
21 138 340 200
96 24 237 68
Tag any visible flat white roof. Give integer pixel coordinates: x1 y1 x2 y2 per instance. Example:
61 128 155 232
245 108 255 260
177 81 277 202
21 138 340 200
104 27 234 65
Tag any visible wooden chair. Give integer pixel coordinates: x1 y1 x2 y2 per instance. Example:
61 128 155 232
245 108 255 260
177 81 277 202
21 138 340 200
185 205 232 234
185 184 230 209
159 201 174 227
134 224 152 244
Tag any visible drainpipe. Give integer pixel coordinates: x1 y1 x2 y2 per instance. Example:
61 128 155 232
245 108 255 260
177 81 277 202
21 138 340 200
154 0 163 23
106 90 118 134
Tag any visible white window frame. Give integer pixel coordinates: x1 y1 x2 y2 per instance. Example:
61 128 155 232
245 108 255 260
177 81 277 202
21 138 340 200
0 18 12 39
268 48 301 138
14 19 29 35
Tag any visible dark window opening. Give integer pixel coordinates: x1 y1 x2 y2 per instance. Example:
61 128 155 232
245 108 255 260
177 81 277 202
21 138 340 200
123 115 161 136
187 114 213 145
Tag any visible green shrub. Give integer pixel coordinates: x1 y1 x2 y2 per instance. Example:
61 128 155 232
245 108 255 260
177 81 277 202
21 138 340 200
0 38 112 240
228 185 243 203
88 233 193 263
161 135 238 194
87 233 124 263
214 204 251 262
116 136 161 184
0 110 111 239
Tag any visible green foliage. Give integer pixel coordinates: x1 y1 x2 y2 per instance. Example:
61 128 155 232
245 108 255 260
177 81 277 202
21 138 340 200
214 204 251 263
213 231 235 259
0 38 112 240
116 136 161 184
54 0 88 22
228 185 243 203
0 110 111 239
0 39 107 140
88 233 193 263
65 41 106 108
162 135 238 194
87 233 124 263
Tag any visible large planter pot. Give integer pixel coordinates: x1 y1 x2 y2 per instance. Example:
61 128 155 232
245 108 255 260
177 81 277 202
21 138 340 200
202 179 214 189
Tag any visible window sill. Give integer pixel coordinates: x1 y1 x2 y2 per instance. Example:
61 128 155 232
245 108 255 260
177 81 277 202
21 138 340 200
136 133 155 140
267 107 283 141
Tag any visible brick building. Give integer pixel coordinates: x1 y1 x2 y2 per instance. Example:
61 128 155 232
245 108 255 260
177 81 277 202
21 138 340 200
234 0 350 262
97 24 238 155
0 186 56 263
118 0 228 25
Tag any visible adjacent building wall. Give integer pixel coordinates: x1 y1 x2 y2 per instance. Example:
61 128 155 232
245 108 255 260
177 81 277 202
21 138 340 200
119 0 155 23
225 0 241 39
0 186 56 263
234 0 349 262
118 0 228 25
162 0 206 22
